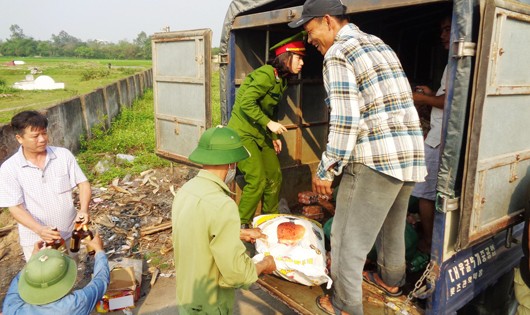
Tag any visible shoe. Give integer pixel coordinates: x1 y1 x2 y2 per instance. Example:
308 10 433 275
316 295 346 315
362 271 402 297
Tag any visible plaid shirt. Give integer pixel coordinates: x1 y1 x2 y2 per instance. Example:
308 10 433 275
317 24 426 182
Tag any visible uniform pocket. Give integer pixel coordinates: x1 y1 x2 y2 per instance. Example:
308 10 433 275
54 174 72 194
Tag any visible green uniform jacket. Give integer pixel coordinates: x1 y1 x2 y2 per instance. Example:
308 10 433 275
172 170 258 314
227 64 287 147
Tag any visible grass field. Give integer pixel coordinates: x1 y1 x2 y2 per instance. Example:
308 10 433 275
0 57 152 123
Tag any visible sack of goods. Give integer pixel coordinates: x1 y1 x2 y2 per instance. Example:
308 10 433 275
252 214 332 288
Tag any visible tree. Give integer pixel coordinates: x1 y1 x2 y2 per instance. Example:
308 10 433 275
134 31 151 59
36 41 53 57
52 30 82 56
9 24 25 40
75 45 96 59
0 27 153 60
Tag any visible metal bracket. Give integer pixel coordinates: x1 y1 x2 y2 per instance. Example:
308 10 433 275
453 38 476 58
436 194 460 213
219 53 229 65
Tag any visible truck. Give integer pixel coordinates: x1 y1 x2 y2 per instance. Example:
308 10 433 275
151 0 530 313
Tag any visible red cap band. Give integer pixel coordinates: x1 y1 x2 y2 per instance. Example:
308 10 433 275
274 41 306 56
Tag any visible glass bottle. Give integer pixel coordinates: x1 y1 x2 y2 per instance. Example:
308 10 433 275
82 224 95 256
70 217 84 253
47 227 67 253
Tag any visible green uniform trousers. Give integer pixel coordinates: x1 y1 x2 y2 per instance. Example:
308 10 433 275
237 137 282 224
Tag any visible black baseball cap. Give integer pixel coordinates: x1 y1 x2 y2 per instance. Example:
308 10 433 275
288 0 346 28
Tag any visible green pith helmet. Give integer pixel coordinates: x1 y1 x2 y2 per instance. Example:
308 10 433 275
18 248 77 305
188 125 250 165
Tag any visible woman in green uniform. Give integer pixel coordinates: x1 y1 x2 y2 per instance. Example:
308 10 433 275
228 32 306 227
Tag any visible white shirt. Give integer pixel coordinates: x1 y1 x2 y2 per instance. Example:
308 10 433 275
424 65 447 148
0 146 88 246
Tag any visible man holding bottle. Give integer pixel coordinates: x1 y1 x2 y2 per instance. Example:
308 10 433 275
0 110 91 261
2 234 109 315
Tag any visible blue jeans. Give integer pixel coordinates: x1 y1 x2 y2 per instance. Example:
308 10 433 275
330 163 415 315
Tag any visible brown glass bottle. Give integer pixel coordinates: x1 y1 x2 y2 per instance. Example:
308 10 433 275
82 224 95 256
70 219 84 253
47 227 67 253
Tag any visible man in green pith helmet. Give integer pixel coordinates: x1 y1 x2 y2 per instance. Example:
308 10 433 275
2 234 108 315
171 125 276 314
227 31 306 228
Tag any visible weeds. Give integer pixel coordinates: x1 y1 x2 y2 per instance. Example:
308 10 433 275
77 89 170 184
0 78 18 94
80 68 111 81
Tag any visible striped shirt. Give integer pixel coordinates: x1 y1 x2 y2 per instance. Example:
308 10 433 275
317 24 426 182
0 146 88 246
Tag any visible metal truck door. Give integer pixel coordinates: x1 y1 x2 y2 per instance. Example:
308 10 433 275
152 29 212 163
458 0 530 248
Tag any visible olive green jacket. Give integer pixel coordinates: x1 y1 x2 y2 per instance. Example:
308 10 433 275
227 65 287 147
172 170 258 314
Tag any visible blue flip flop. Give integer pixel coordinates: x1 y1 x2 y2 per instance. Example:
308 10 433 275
362 271 402 297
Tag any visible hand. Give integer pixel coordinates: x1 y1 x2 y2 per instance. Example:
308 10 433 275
84 232 104 253
76 211 90 225
273 139 282 154
240 228 267 243
312 176 333 196
33 240 46 254
261 255 276 274
266 121 287 135
38 226 62 243
415 85 434 96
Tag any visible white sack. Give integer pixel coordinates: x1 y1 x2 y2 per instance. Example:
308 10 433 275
252 214 332 288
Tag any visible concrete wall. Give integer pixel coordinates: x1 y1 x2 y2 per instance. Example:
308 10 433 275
0 69 153 165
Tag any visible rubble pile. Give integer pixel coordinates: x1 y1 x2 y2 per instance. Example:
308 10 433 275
78 165 198 280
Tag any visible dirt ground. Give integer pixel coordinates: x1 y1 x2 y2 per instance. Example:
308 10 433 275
0 163 199 310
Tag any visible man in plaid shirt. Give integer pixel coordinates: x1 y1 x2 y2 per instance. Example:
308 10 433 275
289 0 426 314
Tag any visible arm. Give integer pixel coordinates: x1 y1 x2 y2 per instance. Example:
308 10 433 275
8 205 60 242
2 273 25 314
413 65 448 109
239 67 286 134
211 202 258 289
272 139 282 154
66 148 91 224
413 88 445 109
314 50 360 193
74 234 110 313
254 255 276 276
240 228 267 243
76 181 91 224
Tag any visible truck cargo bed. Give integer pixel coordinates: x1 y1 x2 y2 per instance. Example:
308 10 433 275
257 275 424 315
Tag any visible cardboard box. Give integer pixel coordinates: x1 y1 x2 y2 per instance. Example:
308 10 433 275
96 258 143 313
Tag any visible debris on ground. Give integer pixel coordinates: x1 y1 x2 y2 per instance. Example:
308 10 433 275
0 164 199 307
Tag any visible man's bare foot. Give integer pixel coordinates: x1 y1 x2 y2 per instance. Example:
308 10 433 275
316 295 350 315
362 271 401 296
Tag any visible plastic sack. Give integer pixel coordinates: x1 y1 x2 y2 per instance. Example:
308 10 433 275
252 214 332 288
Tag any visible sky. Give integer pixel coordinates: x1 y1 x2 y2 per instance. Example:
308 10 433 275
0 0 234 46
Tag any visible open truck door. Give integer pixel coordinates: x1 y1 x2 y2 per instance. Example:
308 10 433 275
152 29 212 163
456 0 530 249
429 0 530 313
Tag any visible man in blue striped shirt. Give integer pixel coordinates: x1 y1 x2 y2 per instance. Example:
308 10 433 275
289 0 426 314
